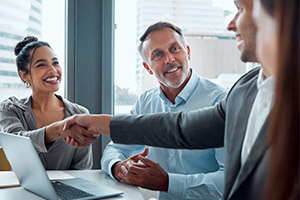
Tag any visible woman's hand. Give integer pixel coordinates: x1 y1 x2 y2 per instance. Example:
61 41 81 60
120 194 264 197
45 120 97 145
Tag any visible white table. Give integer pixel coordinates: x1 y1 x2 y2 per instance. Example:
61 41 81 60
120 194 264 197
0 170 144 200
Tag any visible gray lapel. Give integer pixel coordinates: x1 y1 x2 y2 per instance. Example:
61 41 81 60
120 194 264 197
228 118 269 199
23 97 38 130
224 81 258 199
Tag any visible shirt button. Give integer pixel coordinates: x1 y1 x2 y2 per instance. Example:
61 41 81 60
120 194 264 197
263 102 268 108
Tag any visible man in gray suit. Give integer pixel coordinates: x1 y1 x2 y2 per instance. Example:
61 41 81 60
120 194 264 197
64 0 274 199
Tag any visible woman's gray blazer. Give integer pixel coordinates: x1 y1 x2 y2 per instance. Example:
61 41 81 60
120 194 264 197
0 95 93 170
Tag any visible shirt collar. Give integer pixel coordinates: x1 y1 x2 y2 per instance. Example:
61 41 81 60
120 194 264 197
257 68 275 92
159 69 198 106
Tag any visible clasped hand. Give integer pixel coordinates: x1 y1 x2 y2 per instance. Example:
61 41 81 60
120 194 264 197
60 114 111 148
113 147 169 192
61 123 97 147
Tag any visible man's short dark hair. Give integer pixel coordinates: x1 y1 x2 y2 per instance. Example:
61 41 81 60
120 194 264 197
138 21 185 63
139 21 183 42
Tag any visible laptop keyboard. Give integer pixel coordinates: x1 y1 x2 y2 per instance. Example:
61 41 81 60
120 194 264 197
51 181 94 200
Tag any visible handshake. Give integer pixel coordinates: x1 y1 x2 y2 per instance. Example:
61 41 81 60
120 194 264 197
61 114 169 191
60 114 112 148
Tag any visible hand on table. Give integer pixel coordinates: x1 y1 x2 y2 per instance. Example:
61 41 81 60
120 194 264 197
113 147 169 192
112 147 149 180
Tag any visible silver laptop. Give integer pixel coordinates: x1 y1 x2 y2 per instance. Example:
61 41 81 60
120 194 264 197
0 132 123 200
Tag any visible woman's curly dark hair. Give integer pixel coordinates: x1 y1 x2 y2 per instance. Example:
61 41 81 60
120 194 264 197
14 36 51 83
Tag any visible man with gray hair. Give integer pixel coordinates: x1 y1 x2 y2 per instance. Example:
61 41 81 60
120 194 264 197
101 22 228 200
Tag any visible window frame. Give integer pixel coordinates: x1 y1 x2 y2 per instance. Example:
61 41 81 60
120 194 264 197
66 0 115 169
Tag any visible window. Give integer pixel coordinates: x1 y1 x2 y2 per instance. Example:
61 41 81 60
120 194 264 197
0 0 65 102
114 0 248 114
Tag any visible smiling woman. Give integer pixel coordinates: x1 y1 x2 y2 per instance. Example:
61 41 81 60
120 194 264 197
0 36 96 170
16 37 61 94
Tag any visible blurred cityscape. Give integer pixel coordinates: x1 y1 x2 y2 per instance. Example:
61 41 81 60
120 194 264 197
0 0 64 102
0 0 254 113
0 0 42 101
115 0 254 113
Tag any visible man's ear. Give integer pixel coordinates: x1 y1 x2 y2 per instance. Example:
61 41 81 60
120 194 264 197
143 62 153 75
187 45 191 60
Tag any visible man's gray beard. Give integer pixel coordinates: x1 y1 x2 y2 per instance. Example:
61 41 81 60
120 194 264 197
160 71 188 89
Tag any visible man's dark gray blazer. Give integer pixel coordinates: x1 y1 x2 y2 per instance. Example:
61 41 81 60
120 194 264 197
110 67 269 200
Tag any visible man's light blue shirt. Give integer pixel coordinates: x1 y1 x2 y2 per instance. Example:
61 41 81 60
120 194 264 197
101 70 228 200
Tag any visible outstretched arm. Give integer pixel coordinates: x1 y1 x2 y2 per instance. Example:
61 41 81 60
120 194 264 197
0 110 96 152
64 100 226 150
110 103 225 149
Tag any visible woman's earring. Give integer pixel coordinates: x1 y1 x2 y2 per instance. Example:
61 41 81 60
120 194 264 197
25 82 31 88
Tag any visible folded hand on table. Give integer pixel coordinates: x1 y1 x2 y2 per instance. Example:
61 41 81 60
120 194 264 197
114 147 169 192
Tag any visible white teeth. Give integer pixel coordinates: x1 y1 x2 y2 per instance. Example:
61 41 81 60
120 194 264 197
237 37 243 43
167 67 178 73
45 77 58 82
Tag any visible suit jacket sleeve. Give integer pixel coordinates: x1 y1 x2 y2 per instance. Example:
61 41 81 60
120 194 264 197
110 97 226 149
